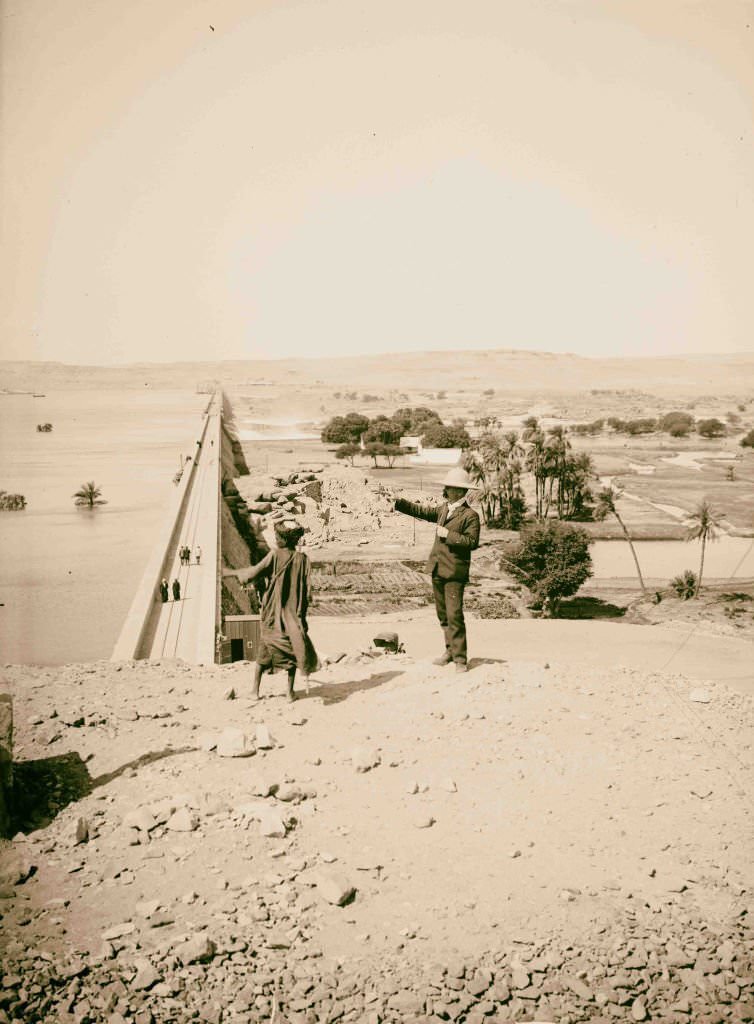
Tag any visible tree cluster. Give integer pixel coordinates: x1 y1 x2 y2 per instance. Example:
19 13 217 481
522 420 595 521
0 491 26 511
461 418 596 530
325 405 471 467
569 419 604 436
606 416 657 436
463 431 526 529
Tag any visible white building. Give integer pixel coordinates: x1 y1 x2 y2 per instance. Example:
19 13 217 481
399 436 462 466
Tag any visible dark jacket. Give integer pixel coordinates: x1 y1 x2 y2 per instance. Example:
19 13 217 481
395 498 480 582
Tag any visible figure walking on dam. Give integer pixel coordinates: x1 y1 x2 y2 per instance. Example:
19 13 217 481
172 578 181 601
394 467 480 672
159 578 169 603
195 546 202 565
239 518 319 702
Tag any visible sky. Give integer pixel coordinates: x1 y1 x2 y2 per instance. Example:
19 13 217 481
1 0 752 365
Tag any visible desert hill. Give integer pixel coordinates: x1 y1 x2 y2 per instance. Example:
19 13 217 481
2 349 754 397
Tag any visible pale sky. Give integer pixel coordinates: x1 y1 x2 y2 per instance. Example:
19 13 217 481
1 0 752 365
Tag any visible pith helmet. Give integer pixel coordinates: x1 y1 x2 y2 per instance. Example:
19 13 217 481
441 466 475 490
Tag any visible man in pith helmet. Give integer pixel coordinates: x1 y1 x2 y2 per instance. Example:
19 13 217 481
394 466 480 672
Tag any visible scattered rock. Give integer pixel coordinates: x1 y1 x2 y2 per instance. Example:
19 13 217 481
631 997 648 1021
123 808 157 833
216 727 255 758
102 921 136 941
689 688 712 703
258 807 288 838
276 783 302 802
255 723 276 750
351 746 381 773
0 845 34 887
135 899 160 918
167 808 199 832
316 871 356 906
177 934 216 965
131 958 161 991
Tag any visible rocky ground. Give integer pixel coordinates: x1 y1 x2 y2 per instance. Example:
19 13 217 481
2 639 754 1023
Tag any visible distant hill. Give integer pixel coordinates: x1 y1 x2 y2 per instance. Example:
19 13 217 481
1 349 753 396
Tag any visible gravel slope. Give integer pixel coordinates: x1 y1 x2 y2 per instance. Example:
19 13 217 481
1 642 753 1023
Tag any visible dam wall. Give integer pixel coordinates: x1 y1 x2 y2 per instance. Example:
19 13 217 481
111 394 221 663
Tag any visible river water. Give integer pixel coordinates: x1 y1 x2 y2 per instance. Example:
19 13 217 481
590 536 754 583
0 390 206 665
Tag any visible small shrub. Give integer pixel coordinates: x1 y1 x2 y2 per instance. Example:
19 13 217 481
503 520 593 616
671 569 698 600
697 418 726 439
659 411 694 436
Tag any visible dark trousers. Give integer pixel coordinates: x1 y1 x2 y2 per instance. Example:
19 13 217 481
432 576 467 664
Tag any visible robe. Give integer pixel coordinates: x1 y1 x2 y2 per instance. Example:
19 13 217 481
245 549 320 675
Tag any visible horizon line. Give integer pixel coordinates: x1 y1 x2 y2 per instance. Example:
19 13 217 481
2 347 754 370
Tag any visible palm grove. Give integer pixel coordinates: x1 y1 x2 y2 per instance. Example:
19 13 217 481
322 405 734 614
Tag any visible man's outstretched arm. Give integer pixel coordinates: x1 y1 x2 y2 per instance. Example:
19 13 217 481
394 497 440 524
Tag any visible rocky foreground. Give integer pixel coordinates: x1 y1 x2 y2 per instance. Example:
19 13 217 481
1 649 753 1023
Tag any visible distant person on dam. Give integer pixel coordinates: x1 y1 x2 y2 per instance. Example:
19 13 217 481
172 578 181 601
238 518 320 702
159 578 169 603
195 546 202 565
394 466 480 673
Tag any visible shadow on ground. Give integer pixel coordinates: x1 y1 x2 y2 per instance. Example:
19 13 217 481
12 752 92 833
11 746 195 834
556 597 627 620
303 670 404 705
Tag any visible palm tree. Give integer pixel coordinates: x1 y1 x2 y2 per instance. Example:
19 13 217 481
73 481 107 509
523 419 547 519
685 500 723 597
594 486 646 596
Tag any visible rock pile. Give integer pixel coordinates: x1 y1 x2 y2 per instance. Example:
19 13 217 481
1 894 752 1022
237 465 403 550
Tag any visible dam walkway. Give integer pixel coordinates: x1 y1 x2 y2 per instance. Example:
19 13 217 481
111 393 222 663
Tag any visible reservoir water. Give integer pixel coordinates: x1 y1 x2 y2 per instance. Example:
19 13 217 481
0 390 207 665
590 536 754 582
